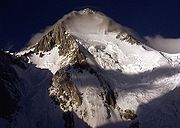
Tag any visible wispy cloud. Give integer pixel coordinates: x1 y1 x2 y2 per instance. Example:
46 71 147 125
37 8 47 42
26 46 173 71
145 35 180 54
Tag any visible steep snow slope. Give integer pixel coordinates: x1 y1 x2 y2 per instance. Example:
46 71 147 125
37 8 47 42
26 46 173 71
1 9 180 128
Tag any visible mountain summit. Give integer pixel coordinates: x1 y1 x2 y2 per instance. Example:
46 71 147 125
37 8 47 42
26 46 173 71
1 9 180 128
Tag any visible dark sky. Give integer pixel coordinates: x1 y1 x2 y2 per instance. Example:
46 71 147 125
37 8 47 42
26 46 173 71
0 0 180 51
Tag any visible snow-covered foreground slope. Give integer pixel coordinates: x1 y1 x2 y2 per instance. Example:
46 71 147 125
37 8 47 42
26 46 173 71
1 9 180 128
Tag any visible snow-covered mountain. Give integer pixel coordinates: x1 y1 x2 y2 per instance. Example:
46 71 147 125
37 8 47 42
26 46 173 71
1 9 180 128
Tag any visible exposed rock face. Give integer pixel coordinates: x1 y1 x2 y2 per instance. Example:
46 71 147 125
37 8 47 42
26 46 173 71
49 67 82 111
116 31 139 44
122 109 137 120
47 26 88 112
34 32 55 53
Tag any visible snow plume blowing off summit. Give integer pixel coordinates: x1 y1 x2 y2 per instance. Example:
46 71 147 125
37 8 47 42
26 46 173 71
28 9 137 46
28 9 180 55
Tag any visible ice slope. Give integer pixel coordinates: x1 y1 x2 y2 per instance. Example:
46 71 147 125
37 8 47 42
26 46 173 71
64 10 180 127
63 9 180 112
6 9 180 128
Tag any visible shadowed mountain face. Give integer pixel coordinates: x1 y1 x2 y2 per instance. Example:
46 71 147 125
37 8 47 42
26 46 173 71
0 51 90 128
1 9 180 128
0 51 21 118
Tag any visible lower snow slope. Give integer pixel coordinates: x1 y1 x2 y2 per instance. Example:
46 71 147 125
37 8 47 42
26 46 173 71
26 30 180 127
